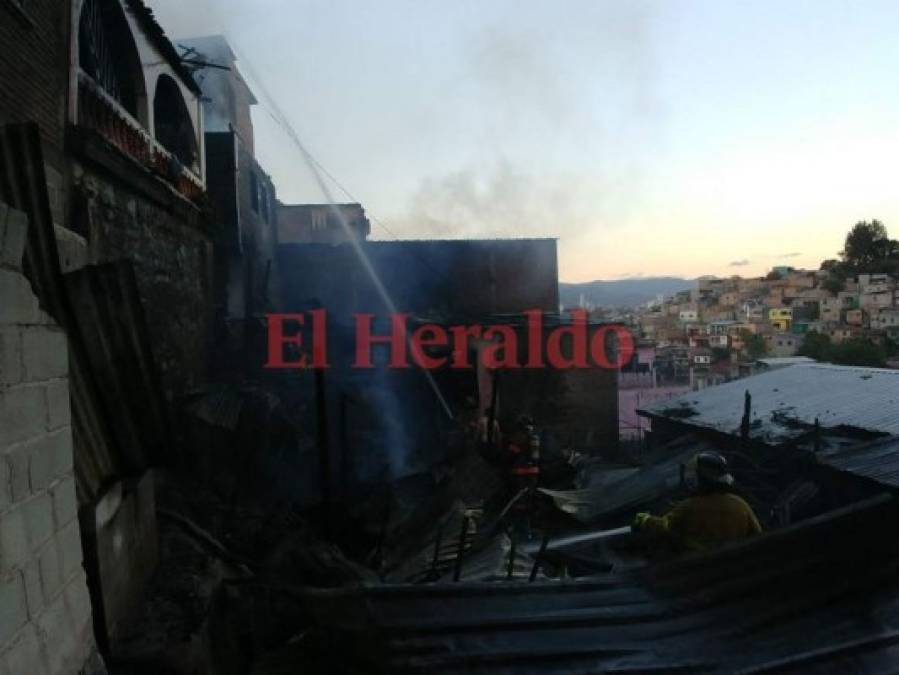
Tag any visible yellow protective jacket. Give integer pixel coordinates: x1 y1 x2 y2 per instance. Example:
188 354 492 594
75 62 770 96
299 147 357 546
640 492 762 554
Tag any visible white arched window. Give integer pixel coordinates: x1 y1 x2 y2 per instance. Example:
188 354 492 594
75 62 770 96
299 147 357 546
78 0 148 125
153 74 199 169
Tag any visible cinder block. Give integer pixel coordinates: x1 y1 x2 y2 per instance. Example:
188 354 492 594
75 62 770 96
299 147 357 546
64 570 92 634
0 506 28 573
0 572 28 645
22 557 43 619
23 492 54 551
50 427 73 478
29 429 72 494
34 570 93 675
35 582 72 675
0 385 47 446
2 622 47 675
57 519 83 583
0 205 28 271
0 458 10 512
0 329 22 386
51 475 77 530
21 328 68 382
6 444 31 503
0 202 7 254
0 270 41 325
45 381 70 431
37 538 61 602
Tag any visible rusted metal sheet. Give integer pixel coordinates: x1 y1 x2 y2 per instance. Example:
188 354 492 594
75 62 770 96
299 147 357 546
63 261 172 473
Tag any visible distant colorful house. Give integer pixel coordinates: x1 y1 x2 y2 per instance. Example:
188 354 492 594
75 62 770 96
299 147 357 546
769 307 793 331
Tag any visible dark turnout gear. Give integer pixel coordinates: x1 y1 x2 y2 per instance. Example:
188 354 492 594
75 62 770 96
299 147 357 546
506 418 540 482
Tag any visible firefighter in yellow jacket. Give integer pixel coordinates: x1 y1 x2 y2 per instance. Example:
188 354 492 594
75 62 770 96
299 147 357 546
633 451 762 554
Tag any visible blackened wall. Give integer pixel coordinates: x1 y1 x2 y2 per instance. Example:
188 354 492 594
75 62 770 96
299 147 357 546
278 239 559 318
204 131 280 378
236 141 280 315
70 146 213 398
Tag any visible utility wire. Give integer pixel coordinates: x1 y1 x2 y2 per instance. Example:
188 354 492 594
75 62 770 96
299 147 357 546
228 39 454 420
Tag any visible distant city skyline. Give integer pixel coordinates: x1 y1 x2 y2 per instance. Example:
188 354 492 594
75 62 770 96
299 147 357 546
147 0 899 282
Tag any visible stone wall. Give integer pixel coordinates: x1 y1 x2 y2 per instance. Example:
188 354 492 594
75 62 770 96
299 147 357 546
71 157 213 398
0 202 100 674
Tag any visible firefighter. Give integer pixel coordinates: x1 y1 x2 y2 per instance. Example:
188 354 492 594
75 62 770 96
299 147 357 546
504 414 540 490
476 410 502 460
632 451 761 554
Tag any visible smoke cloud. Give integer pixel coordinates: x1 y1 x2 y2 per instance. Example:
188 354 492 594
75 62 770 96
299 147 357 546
389 6 663 248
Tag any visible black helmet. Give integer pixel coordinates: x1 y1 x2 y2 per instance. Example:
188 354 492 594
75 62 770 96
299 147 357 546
695 451 734 487
515 413 534 429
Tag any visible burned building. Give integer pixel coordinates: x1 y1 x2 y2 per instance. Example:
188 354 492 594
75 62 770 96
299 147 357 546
272 238 619 487
178 35 282 374
278 238 560 317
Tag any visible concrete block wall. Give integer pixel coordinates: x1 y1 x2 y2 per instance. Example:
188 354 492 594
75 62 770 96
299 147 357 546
0 202 100 674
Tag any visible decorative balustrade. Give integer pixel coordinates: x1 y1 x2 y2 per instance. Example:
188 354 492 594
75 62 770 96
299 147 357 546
76 70 204 203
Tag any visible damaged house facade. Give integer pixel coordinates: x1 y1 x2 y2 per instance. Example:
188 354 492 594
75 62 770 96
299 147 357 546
68 0 213 396
276 238 620 487
179 35 283 376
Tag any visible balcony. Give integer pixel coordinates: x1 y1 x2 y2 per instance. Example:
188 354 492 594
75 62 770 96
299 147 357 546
76 70 204 204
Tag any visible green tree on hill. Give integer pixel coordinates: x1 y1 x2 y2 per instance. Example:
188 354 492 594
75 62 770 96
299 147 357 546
797 331 886 367
797 331 831 360
829 338 886 367
839 220 899 274
742 331 767 359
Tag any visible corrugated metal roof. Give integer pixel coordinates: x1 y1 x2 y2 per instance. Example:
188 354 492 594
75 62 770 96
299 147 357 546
286 494 899 674
639 363 899 443
539 435 709 523
818 435 899 489
756 356 816 367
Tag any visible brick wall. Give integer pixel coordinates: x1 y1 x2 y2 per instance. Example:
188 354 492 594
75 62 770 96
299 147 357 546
0 202 100 674
0 0 69 170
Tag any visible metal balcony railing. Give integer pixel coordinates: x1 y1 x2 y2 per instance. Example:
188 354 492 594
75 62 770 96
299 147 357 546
76 70 204 203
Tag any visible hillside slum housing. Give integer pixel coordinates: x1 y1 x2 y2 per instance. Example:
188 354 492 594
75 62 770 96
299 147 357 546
6 2 899 675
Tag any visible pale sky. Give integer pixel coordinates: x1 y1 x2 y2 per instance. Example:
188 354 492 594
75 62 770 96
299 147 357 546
147 0 899 282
